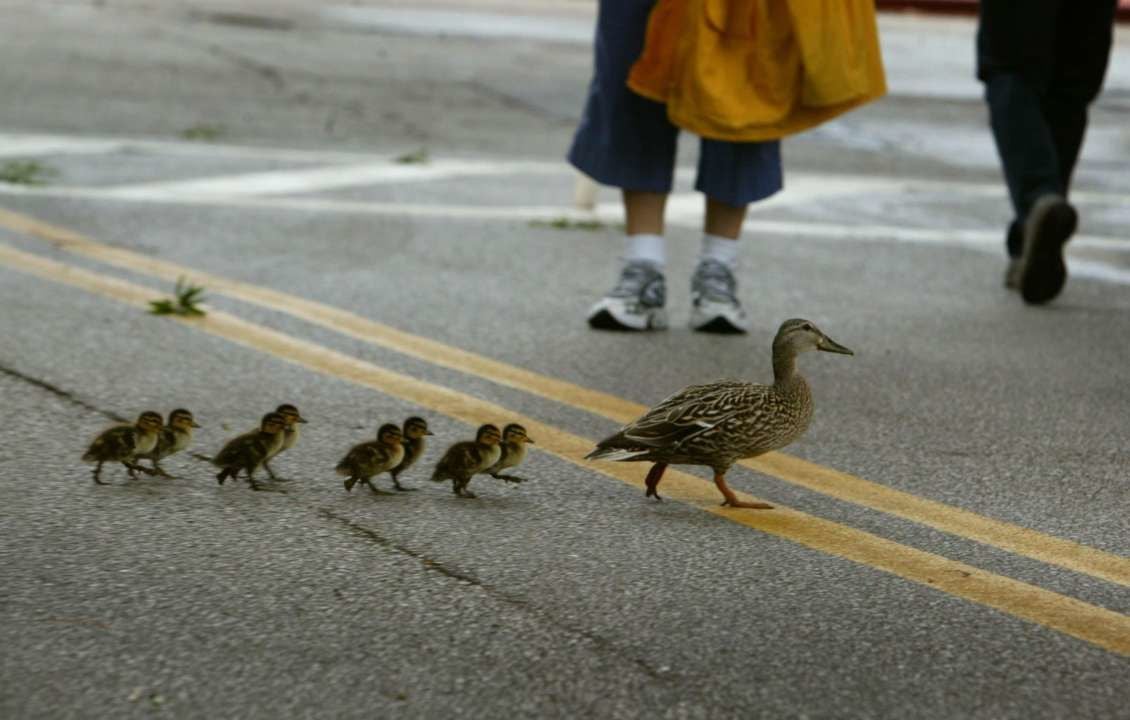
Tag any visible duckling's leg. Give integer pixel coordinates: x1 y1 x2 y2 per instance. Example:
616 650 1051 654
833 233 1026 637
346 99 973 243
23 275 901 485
713 472 773 510
363 477 392 495
150 460 173 478
263 460 278 480
245 467 265 491
644 463 667 501
92 462 108 485
216 468 231 485
491 473 527 484
343 476 357 492
390 473 416 492
454 478 476 498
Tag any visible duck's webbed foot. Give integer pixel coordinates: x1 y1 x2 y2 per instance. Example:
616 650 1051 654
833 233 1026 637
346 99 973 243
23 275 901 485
92 463 108 485
714 472 773 510
263 461 278 480
492 473 527 484
644 463 667 501
343 477 357 492
151 462 173 478
391 477 416 492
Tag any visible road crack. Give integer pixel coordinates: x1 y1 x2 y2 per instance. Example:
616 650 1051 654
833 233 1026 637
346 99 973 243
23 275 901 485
318 508 682 684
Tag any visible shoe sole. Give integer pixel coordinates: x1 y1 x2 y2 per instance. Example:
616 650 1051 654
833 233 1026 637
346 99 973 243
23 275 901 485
587 308 668 331
1019 198 1076 305
691 316 747 334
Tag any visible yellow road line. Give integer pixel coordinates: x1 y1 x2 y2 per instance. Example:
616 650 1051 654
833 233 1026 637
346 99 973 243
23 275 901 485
1 206 1128 589
2 241 1129 657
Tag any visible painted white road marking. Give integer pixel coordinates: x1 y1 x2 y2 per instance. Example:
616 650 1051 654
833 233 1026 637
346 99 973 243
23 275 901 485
0 131 1126 285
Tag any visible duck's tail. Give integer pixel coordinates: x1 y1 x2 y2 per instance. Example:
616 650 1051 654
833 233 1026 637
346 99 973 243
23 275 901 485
584 446 649 462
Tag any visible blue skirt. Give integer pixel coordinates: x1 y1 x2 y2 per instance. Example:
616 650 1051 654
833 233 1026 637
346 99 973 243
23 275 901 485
567 0 783 207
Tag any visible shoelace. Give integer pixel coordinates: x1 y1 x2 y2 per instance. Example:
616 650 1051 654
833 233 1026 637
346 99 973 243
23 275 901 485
692 260 738 303
610 262 665 304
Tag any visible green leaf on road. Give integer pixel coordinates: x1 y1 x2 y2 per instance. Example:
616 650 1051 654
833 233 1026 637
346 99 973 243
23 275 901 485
149 277 208 317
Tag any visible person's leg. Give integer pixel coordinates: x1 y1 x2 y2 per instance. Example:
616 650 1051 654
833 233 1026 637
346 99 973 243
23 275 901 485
689 139 781 333
1042 0 1117 194
569 0 679 330
978 0 1081 304
978 0 1061 248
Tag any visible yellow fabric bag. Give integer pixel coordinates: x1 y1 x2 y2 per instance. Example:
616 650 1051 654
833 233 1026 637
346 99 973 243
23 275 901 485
628 0 887 142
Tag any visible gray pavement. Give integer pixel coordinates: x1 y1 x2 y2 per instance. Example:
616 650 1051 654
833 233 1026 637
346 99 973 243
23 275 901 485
1 2 1129 718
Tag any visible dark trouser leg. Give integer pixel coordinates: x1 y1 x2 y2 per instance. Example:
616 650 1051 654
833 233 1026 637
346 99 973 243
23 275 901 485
1042 0 1117 193
567 0 678 193
985 74 1063 251
978 0 1060 257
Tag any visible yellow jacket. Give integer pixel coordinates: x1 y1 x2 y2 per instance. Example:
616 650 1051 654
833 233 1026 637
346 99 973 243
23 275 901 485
628 0 887 141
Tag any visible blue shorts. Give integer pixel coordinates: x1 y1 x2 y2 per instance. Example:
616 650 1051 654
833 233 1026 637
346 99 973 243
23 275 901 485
567 0 783 208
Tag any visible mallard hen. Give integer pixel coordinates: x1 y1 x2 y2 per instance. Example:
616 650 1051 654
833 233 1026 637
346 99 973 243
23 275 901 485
430 424 502 498
137 408 201 477
388 416 433 491
485 423 535 483
82 411 164 484
336 423 404 495
585 319 852 508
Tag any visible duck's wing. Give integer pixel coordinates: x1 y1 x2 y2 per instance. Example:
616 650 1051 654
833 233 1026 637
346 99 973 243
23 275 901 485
213 431 258 466
336 442 373 474
83 426 137 462
436 441 481 475
587 383 767 459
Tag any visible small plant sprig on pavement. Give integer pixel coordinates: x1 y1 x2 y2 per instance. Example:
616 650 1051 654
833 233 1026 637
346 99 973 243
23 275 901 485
0 160 58 186
149 277 207 317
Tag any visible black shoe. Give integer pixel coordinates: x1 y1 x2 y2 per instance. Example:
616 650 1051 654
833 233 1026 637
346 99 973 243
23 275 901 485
1017 195 1077 305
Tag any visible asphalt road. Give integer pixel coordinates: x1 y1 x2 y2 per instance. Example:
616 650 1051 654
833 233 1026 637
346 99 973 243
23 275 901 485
1 2 1128 718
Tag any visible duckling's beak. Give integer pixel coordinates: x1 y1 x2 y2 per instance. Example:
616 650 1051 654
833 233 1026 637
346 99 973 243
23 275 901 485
818 335 854 356
526 436 536 444
425 430 435 435
191 420 202 428
296 416 309 424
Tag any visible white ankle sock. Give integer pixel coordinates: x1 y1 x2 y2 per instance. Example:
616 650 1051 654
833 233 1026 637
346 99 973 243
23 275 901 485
700 233 740 268
623 233 665 268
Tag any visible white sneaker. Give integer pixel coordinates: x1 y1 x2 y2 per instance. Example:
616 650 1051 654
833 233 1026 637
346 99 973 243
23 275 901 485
586 261 668 331
689 259 748 334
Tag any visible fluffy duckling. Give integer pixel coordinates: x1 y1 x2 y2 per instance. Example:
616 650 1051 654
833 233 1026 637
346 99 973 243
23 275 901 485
485 423 536 483
336 423 405 495
429 423 502 498
262 403 307 480
388 416 434 491
586 319 852 508
82 411 164 484
213 412 286 490
137 408 201 477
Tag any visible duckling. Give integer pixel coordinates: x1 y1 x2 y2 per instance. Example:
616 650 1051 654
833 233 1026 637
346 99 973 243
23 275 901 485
213 412 286 490
262 403 307 480
429 423 502 498
485 423 536 483
586 319 853 509
82 411 164 484
336 423 404 495
388 416 434 491
136 408 201 477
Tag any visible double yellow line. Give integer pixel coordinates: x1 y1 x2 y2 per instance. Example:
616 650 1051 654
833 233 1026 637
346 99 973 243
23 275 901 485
0 208 1127 655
